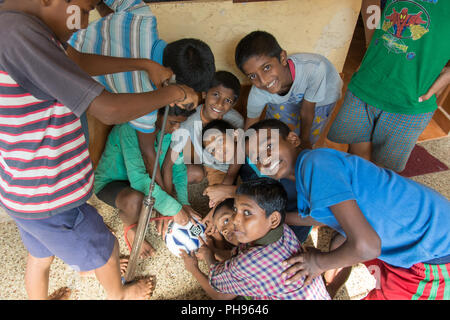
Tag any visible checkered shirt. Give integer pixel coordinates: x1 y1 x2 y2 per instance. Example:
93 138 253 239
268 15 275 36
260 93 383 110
209 224 331 300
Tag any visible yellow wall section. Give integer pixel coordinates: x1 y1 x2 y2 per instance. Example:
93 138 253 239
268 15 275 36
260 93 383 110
90 0 362 84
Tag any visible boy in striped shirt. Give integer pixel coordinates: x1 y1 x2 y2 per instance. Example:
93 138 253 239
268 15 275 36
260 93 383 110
0 0 200 300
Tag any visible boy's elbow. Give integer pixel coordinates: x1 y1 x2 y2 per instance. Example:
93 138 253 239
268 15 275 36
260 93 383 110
98 111 120 126
354 234 381 261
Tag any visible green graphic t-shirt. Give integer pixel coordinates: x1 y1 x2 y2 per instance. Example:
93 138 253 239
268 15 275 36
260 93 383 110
349 0 450 114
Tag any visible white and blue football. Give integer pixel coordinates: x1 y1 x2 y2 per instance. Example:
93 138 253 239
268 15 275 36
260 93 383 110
164 218 207 257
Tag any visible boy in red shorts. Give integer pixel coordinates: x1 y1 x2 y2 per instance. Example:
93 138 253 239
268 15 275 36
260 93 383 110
247 119 450 300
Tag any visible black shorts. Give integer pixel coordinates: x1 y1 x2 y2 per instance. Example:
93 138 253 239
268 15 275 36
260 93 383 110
96 180 130 208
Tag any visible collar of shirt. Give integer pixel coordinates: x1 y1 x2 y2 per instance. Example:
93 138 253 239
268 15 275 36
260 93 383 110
253 224 284 246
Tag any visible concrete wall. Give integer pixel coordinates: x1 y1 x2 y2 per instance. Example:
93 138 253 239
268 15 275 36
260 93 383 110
90 0 362 83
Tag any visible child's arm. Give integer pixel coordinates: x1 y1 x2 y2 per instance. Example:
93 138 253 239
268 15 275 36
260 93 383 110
161 146 179 196
285 212 325 227
203 185 237 208
180 251 236 300
361 0 382 47
88 86 199 125
221 163 241 185
245 88 268 130
299 99 316 149
282 200 381 286
214 248 234 262
221 143 242 185
419 65 450 102
67 46 172 89
244 116 261 131
137 131 166 194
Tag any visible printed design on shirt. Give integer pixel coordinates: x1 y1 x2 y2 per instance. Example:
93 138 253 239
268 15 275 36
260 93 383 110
377 0 431 60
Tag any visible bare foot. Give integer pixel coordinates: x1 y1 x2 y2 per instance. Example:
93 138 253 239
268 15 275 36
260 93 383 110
125 226 156 258
122 277 155 300
48 287 72 300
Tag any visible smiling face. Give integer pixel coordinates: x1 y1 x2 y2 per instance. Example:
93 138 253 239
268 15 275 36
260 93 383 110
202 85 237 122
241 52 292 95
213 205 239 246
246 128 300 180
203 131 235 164
232 194 280 244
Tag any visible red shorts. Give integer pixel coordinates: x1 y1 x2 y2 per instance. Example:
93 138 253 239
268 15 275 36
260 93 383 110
363 259 450 300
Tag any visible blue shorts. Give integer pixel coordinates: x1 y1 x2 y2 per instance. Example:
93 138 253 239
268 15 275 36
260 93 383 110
10 203 116 272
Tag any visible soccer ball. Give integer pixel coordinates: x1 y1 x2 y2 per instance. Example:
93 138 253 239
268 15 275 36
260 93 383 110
164 217 207 257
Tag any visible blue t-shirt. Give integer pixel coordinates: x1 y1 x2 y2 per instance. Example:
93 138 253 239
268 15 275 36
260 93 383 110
295 148 450 268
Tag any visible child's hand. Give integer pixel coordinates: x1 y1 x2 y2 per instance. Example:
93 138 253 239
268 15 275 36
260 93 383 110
281 246 324 287
196 237 216 265
203 185 236 208
173 206 191 226
153 211 173 240
202 207 218 236
183 205 203 224
419 66 450 102
180 250 199 273
173 205 202 226
144 60 173 89
170 85 201 111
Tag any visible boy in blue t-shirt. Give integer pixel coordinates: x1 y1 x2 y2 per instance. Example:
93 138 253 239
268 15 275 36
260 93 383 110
246 119 450 300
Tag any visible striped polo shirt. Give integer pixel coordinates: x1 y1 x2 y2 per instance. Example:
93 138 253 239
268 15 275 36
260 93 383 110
0 11 104 219
69 0 166 133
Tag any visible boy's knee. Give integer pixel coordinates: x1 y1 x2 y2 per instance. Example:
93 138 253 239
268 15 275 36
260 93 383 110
116 189 144 215
329 232 346 251
187 165 205 184
348 142 372 161
27 254 55 270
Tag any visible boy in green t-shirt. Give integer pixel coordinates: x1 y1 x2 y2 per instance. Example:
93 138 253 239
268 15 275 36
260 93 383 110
328 0 450 172
94 106 200 258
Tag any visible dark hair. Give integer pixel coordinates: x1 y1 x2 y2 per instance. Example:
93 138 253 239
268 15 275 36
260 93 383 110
212 198 235 219
157 105 195 118
202 119 235 146
236 178 287 223
235 31 283 72
163 39 215 93
210 71 241 100
248 118 291 139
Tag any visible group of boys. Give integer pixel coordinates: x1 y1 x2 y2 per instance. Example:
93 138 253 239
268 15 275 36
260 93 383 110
0 0 449 301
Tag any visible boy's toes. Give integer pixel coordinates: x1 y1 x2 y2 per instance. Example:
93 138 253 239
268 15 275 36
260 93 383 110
48 287 72 300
